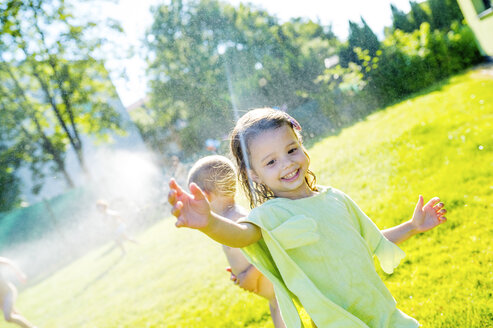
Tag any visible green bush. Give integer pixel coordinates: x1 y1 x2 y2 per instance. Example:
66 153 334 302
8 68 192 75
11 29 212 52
314 21 482 128
358 22 482 106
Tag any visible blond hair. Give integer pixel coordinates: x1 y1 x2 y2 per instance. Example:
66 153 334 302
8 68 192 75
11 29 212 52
187 155 237 198
230 108 318 208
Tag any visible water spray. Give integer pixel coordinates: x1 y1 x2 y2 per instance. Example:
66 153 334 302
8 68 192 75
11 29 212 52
223 52 258 205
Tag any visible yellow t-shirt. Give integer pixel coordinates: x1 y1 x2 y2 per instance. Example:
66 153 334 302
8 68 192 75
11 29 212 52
241 186 418 328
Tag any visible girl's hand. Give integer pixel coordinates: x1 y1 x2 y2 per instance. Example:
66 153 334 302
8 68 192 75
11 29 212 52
411 195 447 233
234 265 260 293
168 178 211 229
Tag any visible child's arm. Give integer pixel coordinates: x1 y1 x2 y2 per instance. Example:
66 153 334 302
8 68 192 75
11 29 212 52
168 179 262 247
235 264 262 293
0 257 27 282
382 195 447 245
222 245 252 274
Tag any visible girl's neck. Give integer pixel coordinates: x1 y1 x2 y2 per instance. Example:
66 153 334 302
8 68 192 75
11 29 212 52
273 182 318 200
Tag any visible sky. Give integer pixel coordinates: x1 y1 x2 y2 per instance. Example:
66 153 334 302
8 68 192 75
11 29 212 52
85 0 414 107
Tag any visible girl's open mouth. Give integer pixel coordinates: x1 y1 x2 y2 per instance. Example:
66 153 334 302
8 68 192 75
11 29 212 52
281 168 300 182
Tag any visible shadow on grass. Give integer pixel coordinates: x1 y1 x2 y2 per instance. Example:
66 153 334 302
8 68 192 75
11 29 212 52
74 253 125 298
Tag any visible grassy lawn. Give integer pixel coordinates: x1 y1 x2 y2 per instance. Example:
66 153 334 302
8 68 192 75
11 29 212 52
15 67 493 327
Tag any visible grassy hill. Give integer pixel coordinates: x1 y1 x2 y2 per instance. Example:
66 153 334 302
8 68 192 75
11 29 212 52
15 67 493 328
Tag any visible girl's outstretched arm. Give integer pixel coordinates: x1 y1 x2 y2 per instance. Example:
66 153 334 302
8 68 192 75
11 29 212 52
168 179 262 248
382 195 447 244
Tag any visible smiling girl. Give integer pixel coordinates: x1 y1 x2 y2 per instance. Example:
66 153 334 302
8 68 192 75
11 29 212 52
168 108 447 328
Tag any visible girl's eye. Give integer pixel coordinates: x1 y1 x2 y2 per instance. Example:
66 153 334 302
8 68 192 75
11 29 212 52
288 147 298 154
266 159 275 166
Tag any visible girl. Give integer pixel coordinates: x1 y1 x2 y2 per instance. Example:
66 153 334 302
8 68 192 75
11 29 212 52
168 108 447 328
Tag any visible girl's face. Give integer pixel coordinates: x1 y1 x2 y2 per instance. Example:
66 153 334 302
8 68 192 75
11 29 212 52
248 125 314 200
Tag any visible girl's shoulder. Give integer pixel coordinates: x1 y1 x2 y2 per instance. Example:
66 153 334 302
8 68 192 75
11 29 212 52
319 185 349 200
264 185 344 203
245 186 351 229
252 186 346 213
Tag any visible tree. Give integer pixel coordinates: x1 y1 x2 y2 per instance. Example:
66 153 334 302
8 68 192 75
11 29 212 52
0 62 75 190
428 0 464 30
0 0 125 205
0 99 22 211
391 4 414 33
146 0 235 155
339 18 380 67
145 0 338 155
409 1 431 30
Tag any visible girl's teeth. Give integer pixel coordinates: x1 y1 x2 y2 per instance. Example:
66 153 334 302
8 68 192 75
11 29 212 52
284 170 297 179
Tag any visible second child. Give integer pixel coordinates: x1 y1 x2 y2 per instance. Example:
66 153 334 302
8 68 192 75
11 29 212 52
187 155 285 328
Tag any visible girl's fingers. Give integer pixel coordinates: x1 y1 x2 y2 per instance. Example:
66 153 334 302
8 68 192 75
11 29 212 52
169 178 178 192
171 201 183 218
168 189 177 206
189 183 206 201
434 202 444 209
169 178 186 197
424 197 440 209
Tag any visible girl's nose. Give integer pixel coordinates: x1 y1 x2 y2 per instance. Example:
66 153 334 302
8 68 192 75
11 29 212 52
281 157 294 170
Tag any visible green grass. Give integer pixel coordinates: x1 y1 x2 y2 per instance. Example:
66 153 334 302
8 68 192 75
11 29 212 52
16 68 493 327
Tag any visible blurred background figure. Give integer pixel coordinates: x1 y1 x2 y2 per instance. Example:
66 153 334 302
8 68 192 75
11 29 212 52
205 138 221 152
170 156 188 185
96 200 139 256
0 257 36 328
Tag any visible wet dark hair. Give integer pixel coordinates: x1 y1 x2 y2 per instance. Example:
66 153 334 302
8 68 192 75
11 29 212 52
230 108 317 208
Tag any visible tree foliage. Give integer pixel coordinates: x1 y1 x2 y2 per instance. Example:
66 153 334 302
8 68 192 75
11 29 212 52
409 1 431 30
428 0 464 30
339 18 380 67
390 0 464 33
391 4 415 33
328 22 482 110
0 0 125 209
144 0 338 155
142 0 481 158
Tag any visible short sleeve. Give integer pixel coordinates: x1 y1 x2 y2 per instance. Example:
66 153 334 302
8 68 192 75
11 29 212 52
341 191 405 274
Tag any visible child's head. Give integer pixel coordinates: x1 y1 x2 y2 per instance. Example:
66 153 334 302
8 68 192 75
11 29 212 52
187 155 237 199
230 108 317 208
96 199 108 212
